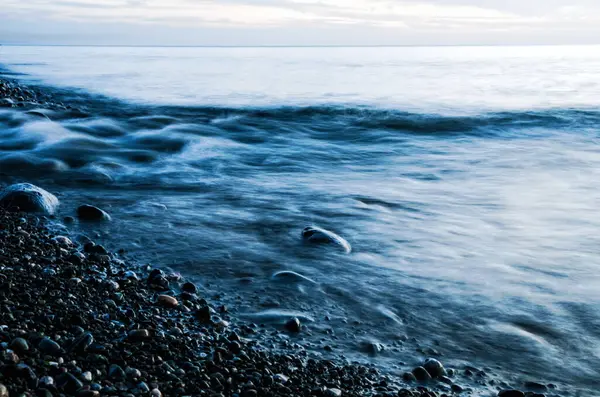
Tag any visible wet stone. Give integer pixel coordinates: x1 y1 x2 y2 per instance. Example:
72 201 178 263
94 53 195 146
9 337 29 353
77 204 111 221
412 367 432 382
157 294 179 308
285 317 301 333
38 337 62 355
423 358 447 378
128 329 150 341
325 388 343 397
56 372 84 394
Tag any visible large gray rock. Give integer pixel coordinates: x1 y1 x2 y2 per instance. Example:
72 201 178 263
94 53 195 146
0 183 59 215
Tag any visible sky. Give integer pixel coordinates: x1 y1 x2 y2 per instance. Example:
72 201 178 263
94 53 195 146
1 0 600 46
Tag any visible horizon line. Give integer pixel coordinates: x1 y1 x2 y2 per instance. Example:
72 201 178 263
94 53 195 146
2 43 600 49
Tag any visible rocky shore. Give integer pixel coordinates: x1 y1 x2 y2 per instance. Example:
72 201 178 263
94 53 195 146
0 73 562 397
0 186 451 397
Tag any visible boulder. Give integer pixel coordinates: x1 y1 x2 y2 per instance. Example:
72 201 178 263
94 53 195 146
0 183 59 214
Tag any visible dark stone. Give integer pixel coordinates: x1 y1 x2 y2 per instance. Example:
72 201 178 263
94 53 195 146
411 366 432 382
285 317 301 333
76 204 111 221
68 332 94 353
301 226 351 253
423 358 447 378
56 372 84 394
402 372 416 382
38 337 62 355
196 306 212 323
0 183 59 215
9 337 29 353
108 364 125 380
182 282 197 293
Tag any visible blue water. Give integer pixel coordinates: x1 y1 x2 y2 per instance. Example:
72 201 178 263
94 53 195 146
2 45 600 395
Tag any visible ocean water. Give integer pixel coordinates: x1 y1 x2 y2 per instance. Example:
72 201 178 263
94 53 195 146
2 45 600 395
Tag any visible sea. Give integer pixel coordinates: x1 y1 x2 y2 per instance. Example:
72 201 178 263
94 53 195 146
2 45 600 395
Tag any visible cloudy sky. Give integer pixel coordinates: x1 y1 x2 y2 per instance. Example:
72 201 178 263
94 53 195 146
1 0 600 46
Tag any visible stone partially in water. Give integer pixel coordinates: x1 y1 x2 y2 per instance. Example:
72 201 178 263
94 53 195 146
77 204 111 221
411 366 432 382
0 183 59 215
423 358 447 378
285 317 301 333
301 226 351 253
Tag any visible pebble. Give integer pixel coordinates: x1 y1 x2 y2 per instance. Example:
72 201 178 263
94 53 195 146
128 329 150 341
301 226 352 253
38 337 62 355
9 337 29 353
157 294 179 308
423 358 447 378
412 366 432 382
285 317 301 333
109 364 126 380
326 388 343 397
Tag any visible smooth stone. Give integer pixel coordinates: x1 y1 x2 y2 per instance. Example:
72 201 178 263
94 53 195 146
39 376 54 387
498 391 525 397
53 236 73 247
301 226 351 253
108 364 125 380
81 371 93 382
76 204 111 221
273 374 289 384
69 332 94 353
56 372 84 394
402 372 417 382
125 367 142 379
77 391 100 397
285 317 301 333
151 389 162 397
128 329 150 341
412 366 432 382
10 337 29 353
181 282 197 293
157 294 179 308
0 183 59 215
196 306 212 323
38 337 62 355
423 358 447 378
325 388 343 397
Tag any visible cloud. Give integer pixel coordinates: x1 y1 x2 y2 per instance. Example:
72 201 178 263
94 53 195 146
2 0 600 44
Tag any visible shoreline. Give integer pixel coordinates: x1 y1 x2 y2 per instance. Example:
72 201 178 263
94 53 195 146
0 73 564 397
1 203 437 397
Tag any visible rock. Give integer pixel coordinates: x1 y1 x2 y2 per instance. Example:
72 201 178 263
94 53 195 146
39 376 54 387
411 366 432 382
128 329 150 341
53 236 73 247
0 183 59 215
108 364 125 380
10 337 30 353
38 337 62 355
362 340 384 356
524 381 548 391
451 384 464 393
56 372 84 394
77 391 100 397
498 391 525 397
285 317 301 333
151 389 162 397
301 226 351 253
125 367 142 379
423 358 447 378
325 388 343 397
69 332 94 353
273 374 289 384
157 294 179 308
76 204 111 221
181 282 197 293
196 306 212 323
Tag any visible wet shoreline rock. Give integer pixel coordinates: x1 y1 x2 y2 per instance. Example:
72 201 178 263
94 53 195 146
301 226 352 253
0 183 59 215
76 204 111 221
